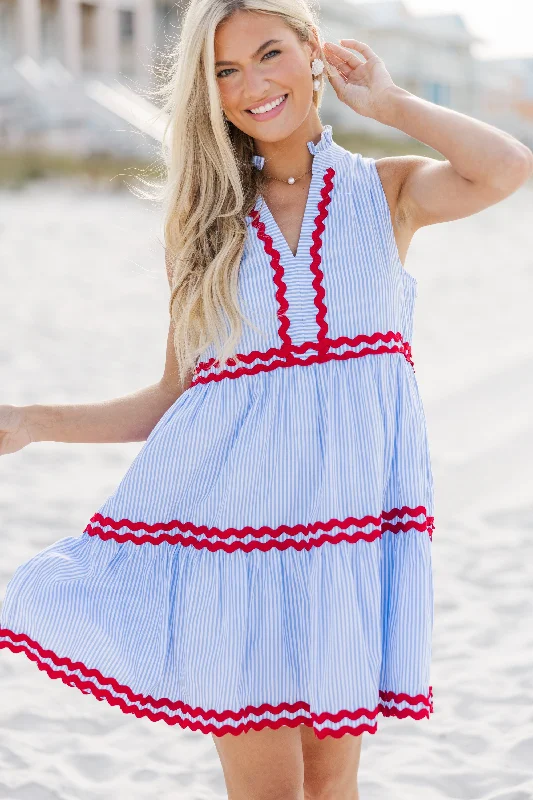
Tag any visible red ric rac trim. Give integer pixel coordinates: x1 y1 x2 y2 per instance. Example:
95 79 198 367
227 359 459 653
310 166 335 343
249 208 291 348
0 628 433 738
191 331 415 386
403 340 415 369
83 506 434 551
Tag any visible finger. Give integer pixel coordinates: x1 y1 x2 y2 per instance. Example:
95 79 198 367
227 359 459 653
326 62 346 94
339 39 379 62
323 41 365 69
323 48 351 77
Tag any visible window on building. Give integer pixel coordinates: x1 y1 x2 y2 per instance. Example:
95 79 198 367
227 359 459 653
41 0 60 60
119 9 134 41
80 2 98 71
119 8 135 75
0 0 18 58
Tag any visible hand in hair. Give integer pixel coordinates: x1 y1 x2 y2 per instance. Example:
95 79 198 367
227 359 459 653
323 39 397 120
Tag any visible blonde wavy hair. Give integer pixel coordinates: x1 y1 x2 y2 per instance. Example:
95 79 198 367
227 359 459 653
156 0 327 387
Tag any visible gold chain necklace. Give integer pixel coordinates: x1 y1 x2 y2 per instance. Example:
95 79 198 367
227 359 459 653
263 163 313 185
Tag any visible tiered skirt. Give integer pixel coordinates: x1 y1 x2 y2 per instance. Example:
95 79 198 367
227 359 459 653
0 353 434 738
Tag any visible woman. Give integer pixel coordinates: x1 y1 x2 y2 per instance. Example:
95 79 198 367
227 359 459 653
1 0 531 797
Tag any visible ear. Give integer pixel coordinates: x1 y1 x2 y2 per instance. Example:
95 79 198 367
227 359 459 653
306 25 323 61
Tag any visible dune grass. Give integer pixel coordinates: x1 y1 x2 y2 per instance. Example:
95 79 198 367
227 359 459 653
0 151 161 190
333 129 443 159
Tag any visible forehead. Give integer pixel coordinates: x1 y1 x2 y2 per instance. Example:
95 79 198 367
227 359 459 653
214 9 293 59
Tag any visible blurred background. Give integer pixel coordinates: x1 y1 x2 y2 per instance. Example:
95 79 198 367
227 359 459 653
1 2 533 799
0 0 533 180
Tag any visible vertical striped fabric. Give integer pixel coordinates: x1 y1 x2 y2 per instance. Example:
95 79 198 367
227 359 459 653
0 125 435 739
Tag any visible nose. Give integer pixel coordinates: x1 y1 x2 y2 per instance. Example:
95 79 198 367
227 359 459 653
242 64 270 107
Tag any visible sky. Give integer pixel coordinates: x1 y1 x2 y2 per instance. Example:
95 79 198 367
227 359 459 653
349 0 533 60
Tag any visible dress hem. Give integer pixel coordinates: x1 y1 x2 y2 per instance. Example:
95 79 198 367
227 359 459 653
0 628 433 739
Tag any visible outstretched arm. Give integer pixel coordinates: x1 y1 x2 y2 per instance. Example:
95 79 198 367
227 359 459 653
20 364 183 445
0 254 193 452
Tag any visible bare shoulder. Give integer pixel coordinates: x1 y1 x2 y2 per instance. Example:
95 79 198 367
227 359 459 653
374 155 425 266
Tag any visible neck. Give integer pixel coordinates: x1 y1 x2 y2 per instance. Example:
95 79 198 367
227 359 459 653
253 112 324 182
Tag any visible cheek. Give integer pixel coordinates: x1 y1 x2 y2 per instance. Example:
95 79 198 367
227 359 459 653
218 81 239 111
280 55 312 92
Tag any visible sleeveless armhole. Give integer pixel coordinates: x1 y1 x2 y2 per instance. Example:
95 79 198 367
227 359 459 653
364 155 419 291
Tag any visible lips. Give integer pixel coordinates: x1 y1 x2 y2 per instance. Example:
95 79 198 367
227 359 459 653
245 93 288 120
246 93 286 113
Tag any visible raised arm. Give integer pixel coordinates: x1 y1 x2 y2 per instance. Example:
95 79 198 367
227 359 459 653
375 90 533 233
324 39 533 234
0 253 194 453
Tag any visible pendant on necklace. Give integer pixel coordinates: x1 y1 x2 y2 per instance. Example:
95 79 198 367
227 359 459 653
288 177 295 184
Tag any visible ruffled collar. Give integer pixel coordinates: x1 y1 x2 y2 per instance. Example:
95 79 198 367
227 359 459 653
251 124 333 170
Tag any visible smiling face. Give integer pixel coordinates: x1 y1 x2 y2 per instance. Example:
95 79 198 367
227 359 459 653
214 9 320 141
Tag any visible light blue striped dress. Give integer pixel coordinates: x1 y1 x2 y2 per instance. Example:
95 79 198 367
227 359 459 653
0 125 435 739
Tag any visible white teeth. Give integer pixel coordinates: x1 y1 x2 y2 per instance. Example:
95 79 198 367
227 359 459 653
250 94 286 114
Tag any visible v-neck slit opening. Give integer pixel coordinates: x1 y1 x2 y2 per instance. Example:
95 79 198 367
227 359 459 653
253 164 328 266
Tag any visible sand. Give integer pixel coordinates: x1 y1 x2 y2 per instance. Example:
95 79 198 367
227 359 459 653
1 177 532 799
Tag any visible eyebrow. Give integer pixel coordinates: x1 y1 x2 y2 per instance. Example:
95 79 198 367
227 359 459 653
215 39 283 68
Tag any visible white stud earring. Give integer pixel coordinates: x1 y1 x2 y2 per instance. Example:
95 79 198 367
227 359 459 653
311 57 324 91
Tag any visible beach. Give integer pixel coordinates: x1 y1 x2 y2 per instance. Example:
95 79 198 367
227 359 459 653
1 178 532 800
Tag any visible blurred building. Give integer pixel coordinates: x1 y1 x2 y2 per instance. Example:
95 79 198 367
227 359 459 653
475 56 533 149
0 0 532 154
0 0 160 80
321 0 481 137
324 1 533 148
